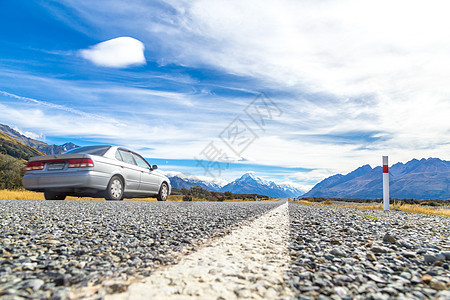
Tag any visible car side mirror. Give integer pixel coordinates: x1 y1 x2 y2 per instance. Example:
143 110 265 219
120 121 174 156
152 165 158 170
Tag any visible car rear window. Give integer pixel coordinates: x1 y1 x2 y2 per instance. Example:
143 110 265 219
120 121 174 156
65 146 111 156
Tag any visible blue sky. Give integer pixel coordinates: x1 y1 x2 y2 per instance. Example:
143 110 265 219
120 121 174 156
1 0 449 190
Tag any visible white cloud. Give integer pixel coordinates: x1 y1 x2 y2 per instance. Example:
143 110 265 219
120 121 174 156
12 126 42 140
79 37 146 68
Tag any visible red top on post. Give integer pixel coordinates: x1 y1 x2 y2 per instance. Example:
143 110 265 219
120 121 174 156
382 156 389 173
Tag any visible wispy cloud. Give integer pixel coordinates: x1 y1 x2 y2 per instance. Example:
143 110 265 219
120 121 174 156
0 90 124 125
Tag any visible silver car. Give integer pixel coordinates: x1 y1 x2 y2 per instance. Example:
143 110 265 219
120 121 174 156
23 145 171 201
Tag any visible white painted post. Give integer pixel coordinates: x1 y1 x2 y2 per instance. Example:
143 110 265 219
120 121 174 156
382 156 389 211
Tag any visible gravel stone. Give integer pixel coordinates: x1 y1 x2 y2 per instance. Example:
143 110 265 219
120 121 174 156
441 251 450 260
329 248 347 257
382 233 397 244
430 280 447 291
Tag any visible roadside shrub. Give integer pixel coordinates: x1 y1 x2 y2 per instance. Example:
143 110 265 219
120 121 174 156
0 154 26 190
182 195 192 201
324 199 333 205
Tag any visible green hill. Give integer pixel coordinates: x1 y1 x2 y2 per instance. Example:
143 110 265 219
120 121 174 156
0 132 44 190
0 131 43 161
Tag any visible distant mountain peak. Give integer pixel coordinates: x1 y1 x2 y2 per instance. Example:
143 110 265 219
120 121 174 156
239 171 256 180
237 171 261 183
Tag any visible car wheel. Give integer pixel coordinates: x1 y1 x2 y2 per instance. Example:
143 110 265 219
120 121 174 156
105 176 124 201
44 192 66 200
157 182 169 201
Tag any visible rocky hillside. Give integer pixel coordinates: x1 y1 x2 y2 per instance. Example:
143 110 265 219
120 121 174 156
0 124 78 155
0 131 43 161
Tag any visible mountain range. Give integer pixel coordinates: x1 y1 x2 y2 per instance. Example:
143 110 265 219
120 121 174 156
303 158 450 200
0 124 78 155
1 122 448 200
168 172 305 198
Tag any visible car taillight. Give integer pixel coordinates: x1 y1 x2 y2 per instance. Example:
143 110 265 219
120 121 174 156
68 158 94 168
26 161 44 171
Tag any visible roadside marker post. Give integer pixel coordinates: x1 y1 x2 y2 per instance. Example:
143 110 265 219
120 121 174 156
382 156 389 211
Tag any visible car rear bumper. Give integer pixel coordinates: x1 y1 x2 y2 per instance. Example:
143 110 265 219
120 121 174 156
23 170 110 192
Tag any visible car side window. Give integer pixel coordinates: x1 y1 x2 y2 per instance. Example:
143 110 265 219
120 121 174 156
132 154 151 170
118 150 136 165
115 150 123 161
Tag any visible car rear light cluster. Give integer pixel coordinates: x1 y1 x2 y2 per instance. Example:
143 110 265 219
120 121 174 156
25 158 94 171
26 161 44 171
68 158 94 168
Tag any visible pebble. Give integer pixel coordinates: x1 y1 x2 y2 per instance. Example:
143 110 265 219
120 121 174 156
330 248 347 257
441 251 450 260
401 251 416 258
430 280 447 291
425 253 446 264
383 233 397 244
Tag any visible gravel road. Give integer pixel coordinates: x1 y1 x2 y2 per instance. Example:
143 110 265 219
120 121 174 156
0 200 449 300
0 200 281 299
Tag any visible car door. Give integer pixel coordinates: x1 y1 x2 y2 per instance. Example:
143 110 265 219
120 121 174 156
116 149 141 192
132 153 160 193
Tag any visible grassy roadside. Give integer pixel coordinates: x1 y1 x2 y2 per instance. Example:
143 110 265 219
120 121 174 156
289 198 450 217
0 189 157 201
0 189 269 202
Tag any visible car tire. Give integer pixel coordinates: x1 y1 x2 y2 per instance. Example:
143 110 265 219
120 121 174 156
105 176 124 201
44 192 66 200
157 182 169 201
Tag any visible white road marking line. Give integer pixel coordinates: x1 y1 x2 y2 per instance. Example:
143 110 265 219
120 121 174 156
107 202 293 299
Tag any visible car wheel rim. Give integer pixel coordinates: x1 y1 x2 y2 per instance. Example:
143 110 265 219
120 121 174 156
161 185 168 200
111 179 122 198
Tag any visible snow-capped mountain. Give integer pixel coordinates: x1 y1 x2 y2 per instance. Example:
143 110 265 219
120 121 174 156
168 171 305 198
303 158 450 200
220 172 305 198
166 172 226 191
168 176 224 191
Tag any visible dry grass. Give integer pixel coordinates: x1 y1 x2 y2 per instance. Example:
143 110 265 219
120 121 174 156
0 189 159 201
164 195 263 202
0 190 259 202
289 199 450 217
288 198 322 206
